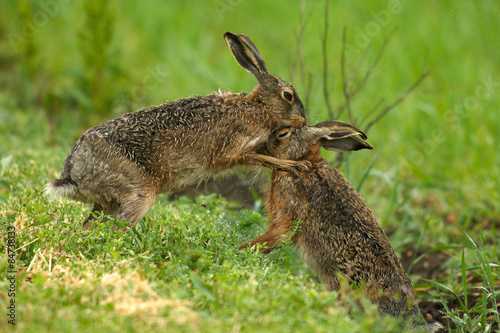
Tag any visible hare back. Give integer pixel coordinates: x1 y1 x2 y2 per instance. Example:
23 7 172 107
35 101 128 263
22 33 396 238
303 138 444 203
270 163 415 296
61 93 276 195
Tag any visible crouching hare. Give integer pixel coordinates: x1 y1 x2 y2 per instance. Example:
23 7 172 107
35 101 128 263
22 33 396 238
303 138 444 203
240 121 423 319
46 32 309 229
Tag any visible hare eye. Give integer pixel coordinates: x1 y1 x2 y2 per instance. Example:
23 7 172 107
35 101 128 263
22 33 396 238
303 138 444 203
282 91 293 102
277 130 291 139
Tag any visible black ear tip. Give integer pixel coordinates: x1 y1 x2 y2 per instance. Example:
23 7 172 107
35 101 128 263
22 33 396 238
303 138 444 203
355 140 374 150
351 142 374 151
224 32 236 40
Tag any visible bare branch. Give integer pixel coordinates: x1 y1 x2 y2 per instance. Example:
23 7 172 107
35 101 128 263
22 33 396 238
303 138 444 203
358 97 384 129
321 0 334 119
350 26 398 97
364 71 430 133
305 72 313 113
339 26 354 123
291 0 307 84
351 42 372 87
332 152 345 169
335 41 372 119
335 27 396 120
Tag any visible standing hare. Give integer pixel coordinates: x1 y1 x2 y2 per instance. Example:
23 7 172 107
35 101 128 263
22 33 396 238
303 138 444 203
239 121 422 318
46 32 309 229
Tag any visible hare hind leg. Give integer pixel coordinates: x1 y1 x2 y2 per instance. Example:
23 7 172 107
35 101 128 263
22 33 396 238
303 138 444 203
239 218 294 253
82 203 111 229
238 230 282 253
114 190 157 230
82 190 156 230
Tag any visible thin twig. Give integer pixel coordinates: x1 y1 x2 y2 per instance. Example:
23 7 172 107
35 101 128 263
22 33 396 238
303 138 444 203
332 152 345 169
358 97 384 129
335 42 372 118
335 27 397 118
321 0 333 119
305 72 313 113
350 26 398 97
291 0 307 83
351 42 372 88
364 71 430 132
339 26 354 123
292 0 312 109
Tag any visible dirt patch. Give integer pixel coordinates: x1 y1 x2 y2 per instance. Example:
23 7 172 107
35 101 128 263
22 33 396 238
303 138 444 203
401 250 453 281
401 250 452 329
419 293 499 332
401 249 499 331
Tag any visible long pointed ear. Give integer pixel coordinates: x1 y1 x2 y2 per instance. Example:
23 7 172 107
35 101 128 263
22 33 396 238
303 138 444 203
224 32 268 80
313 120 374 152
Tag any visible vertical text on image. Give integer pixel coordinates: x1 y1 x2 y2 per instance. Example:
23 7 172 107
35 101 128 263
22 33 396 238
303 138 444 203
6 226 16 326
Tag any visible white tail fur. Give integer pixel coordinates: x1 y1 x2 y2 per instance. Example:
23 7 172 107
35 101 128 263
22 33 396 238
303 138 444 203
44 179 77 199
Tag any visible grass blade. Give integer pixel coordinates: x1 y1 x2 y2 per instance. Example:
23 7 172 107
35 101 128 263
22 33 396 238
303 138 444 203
407 217 430 275
356 152 379 192
420 278 457 297
466 263 500 271
461 248 468 312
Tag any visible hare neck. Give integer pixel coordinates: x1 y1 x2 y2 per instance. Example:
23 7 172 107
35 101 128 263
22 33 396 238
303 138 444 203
304 144 326 167
244 84 263 104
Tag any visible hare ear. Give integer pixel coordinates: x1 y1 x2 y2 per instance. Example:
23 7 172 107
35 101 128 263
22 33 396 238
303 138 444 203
224 32 268 80
319 136 374 152
312 121 374 152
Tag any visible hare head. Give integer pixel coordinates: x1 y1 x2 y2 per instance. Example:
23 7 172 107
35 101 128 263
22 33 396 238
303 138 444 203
266 120 374 162
224 32 306 127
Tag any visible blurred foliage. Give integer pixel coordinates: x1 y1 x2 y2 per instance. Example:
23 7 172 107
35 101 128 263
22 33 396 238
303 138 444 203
76 1 127 126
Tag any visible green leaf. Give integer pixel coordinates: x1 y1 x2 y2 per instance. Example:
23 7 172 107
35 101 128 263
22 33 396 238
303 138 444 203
0 192 8 205
30 214 55 227
1 155 13 176
426 244 464 253
466 263 500 271
420 278 457 297
189 271 215 300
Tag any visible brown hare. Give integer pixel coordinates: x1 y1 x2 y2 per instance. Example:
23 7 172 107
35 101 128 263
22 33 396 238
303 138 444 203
46 32 309 229
239 121 422 319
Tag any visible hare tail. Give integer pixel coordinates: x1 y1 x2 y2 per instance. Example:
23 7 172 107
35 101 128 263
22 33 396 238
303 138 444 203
45 178 78 199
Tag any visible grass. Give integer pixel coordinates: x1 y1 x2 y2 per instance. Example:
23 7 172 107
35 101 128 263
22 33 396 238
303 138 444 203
421 233 500 332
1 0 499 331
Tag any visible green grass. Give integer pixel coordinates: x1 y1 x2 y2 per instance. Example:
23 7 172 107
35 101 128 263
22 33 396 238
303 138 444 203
1 0 499 331
421 233 500 332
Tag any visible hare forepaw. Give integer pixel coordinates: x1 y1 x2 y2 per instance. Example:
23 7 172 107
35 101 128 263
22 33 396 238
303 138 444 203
294 160 311 173
276 160 311 176
288 115 306 128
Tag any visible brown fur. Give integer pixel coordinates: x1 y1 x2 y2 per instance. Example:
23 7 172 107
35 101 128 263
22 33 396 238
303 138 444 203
45 32 309 229
240 121 421 318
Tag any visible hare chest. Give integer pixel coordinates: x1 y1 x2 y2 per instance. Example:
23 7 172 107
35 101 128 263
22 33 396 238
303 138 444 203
272 166 387 285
